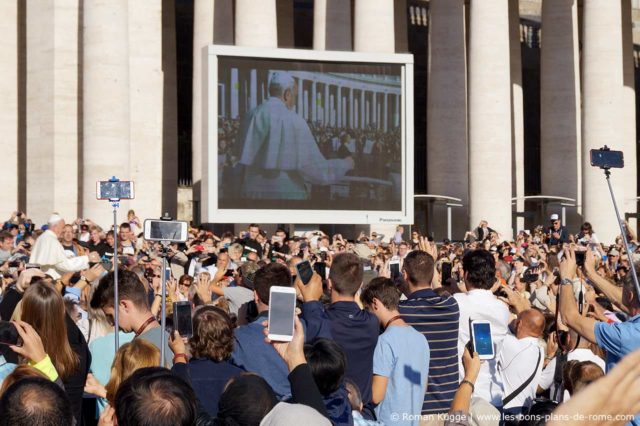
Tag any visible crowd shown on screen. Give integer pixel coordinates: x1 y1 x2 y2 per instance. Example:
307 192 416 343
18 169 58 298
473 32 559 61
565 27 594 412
1 210 640 426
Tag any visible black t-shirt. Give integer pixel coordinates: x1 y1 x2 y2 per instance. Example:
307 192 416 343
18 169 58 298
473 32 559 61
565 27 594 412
88 240 110 257
240 238 263 258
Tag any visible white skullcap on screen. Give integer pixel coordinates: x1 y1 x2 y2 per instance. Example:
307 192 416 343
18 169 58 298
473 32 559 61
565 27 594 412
268 71 295 96
48 214 63 225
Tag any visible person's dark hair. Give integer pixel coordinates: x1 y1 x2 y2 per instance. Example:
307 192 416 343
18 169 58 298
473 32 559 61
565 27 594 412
248 224 260 231
90 269 149 310
119 223 132 231
304 338 346 396
462 249 496 290
402 250 435 287
581 222 593 234
0 377 74 426
189 306 235 362
218 374 278 425
253 263 291 305
360 277 401 310
114 367 197 426
328 253 363 296
0 231 12 243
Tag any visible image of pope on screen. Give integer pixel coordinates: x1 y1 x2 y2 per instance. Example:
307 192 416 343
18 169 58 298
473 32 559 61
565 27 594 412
216 56 403 212
238 71 354 200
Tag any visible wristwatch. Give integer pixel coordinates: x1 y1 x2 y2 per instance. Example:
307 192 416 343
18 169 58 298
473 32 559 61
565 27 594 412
561 278 574 286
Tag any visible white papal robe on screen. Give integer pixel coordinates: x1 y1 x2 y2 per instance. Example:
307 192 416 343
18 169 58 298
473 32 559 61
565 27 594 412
238 97 352 200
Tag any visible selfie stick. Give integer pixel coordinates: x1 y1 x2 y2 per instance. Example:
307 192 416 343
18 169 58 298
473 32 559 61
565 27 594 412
158 213 174 366
599 156 640 300
108 177 121 349
158 240 170 366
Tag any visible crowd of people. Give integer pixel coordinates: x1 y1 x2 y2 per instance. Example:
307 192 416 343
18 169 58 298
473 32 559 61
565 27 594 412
1 210 640 426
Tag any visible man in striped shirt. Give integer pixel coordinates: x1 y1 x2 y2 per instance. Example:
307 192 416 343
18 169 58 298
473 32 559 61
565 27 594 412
399 250 460 416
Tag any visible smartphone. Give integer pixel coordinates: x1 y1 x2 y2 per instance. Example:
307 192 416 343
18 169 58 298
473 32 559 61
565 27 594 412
389 260 401 279
25 263 40 270
143 219 188 243
165 267 172 281
441 262 452 282
296 260 314 285
7 261 20 268
267 286 297 342
313 261 327 279
172 301 193 338
575 251 586 267
0 321 21 347
96 180 135 200
590 148 624 169
471 320 495 360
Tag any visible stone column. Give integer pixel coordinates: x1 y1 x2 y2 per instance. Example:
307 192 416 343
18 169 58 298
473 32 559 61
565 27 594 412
249 69 257 109
312 81 317 122
582 0 636 242
509 0 525 233
26 0 79 225
360 90 365 129
314 0 352 50
372 91 377 127
540 0 581 220
354 0 394 52
621 0 637 232
349 88 354 127
230 68 239 118
235 0 277 47
324 83 330 125
383 93 388 132
83 0 130 225
426 0 468 236
0 1 18 220
128 0 164 222
297 77 304 115
191 0 214 208
468 0 512 239
336 86 342 127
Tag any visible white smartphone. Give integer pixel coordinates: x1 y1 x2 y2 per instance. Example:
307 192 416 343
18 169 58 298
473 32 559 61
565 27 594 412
143 219 188 243
471 320 495 360
96 180 135 200
268 286 297 342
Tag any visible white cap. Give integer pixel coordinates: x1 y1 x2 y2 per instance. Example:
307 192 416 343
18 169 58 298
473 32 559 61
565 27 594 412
47 213 63 225
550 214 559 221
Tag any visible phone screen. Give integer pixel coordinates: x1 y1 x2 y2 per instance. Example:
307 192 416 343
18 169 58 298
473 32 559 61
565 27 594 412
441 262 452 282
296 260 313 285
0 321 21 346
268 290 296 338
165 268 172 281
173 302 193 338
390 262 400 279
472 322 493 357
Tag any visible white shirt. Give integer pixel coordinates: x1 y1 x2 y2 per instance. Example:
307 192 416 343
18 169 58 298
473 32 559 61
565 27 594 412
498 335 544 409
454 289 510 406
29 230 89 279
539 347 606 401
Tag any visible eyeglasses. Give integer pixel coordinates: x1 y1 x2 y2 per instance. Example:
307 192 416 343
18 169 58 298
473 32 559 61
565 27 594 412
179 282 191 287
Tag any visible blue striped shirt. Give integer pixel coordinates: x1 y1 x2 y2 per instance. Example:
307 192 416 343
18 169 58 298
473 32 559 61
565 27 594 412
399 288 460 414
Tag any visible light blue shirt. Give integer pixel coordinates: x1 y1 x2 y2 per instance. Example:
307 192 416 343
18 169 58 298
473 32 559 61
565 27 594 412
594 313 640 426
0 356 16 384
89 331 135 415
373 325 430 426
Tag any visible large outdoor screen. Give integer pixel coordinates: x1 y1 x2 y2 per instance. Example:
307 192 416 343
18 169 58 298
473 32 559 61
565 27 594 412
202 46 413 224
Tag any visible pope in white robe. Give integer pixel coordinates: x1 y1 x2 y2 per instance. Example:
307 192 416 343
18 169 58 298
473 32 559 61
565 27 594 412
238 71 354 200
29 214 100 279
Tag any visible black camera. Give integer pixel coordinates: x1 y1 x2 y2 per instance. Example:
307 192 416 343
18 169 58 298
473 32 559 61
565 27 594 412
522 269 539 284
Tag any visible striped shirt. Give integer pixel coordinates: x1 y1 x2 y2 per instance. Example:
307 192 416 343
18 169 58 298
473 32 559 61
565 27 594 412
399 288 460 414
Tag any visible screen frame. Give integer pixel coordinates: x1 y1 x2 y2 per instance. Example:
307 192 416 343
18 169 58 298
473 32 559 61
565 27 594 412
143 219 189 243
202 44 414 225
471 320 495 360
267 286 297 342
96 181 135 200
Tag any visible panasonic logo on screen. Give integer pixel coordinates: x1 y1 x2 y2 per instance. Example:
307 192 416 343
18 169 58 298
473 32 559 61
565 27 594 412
379 218 401 222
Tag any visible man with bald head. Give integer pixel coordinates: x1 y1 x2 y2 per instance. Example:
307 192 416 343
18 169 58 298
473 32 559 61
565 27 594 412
497 309 545 416
237 71 354 200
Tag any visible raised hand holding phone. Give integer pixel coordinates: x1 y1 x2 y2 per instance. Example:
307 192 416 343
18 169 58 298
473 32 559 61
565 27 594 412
267 286 297 342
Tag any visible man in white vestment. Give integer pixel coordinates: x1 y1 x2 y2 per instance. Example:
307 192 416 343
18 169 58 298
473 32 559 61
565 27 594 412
29 214 100 279
238 71 354 200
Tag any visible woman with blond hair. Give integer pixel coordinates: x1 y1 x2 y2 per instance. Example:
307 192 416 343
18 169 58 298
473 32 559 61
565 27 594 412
84 338 160 405
21 281 89 424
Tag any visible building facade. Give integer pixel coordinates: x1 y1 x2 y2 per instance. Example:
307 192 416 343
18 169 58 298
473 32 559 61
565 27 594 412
2 0 640 242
